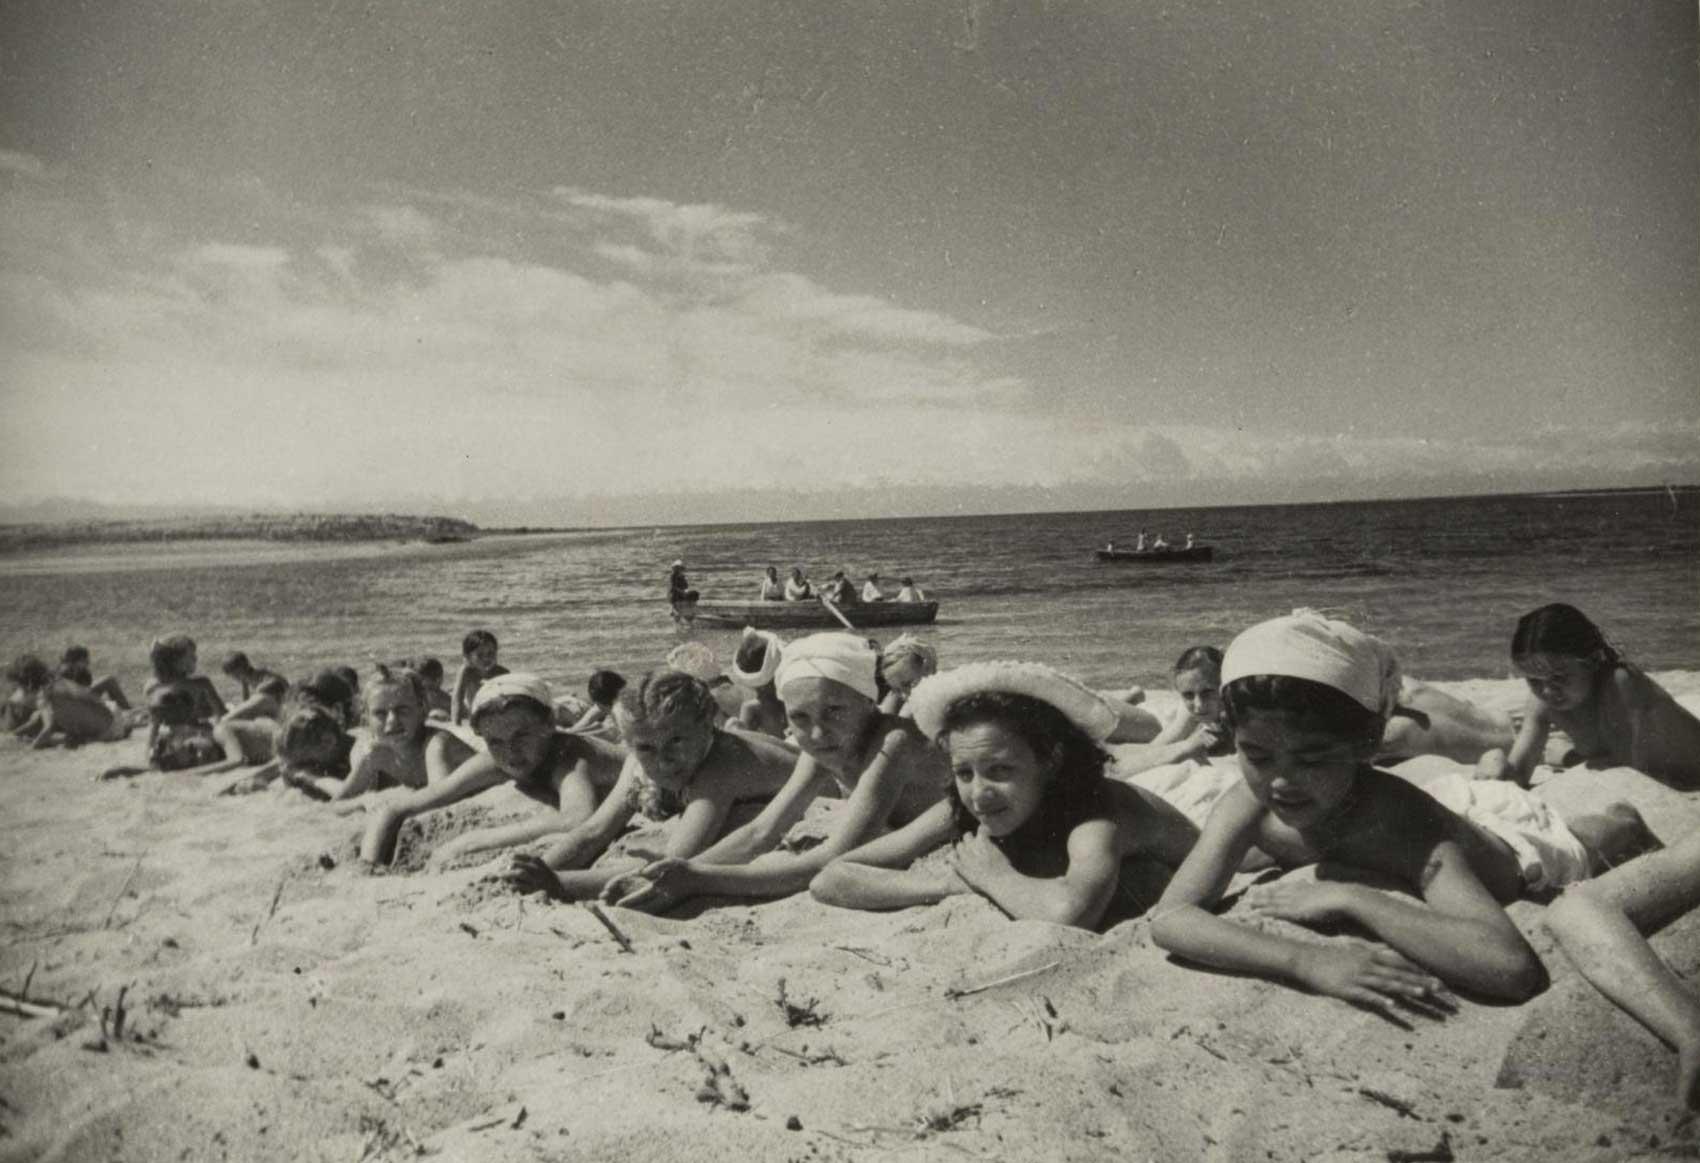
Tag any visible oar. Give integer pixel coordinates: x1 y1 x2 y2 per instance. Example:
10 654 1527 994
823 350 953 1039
818 595 857 632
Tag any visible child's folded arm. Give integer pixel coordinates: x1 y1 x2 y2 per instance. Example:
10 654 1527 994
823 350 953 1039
811 803 958 909
359 756 507 864
541 766 642 869
691 752 825 866
954 819 1123 928
1324 842 1544 999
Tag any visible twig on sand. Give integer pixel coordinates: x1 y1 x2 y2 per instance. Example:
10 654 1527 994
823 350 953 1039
0 991 64 1019
249 876 286 945
1357 1087 1419 1119
583 902 634 954
943 961 1059 1000
104 857 144 929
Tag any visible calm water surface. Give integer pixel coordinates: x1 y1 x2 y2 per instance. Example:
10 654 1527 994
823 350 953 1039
2 489 1695 698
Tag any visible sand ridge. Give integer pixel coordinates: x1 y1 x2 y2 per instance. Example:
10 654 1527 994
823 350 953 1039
3 675 1699 1161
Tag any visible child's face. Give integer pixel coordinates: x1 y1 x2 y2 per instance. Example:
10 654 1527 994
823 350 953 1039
1515 653 1596 712
883 655 930 699
476 705 554 778
1233 709 1371 831
368 684 424 741
467 643 499 674
783 677 877 773
945 721 1053 838
616 706 714 789
1174 668 1222 722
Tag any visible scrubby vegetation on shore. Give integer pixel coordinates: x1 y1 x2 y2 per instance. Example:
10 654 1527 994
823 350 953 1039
0 513 480 552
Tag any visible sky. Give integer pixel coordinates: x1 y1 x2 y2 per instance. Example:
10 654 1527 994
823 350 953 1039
1 0 1696 526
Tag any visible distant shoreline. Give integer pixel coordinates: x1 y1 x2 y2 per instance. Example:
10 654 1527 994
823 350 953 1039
0 513 483 554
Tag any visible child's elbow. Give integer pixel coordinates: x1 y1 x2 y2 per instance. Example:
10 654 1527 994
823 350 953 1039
808 862 853 906
1485 947 1549 1002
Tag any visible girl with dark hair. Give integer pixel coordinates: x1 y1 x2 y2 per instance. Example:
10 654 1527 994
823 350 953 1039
1114 645 1233 776
810 662 1198 929
1477 603 1700 789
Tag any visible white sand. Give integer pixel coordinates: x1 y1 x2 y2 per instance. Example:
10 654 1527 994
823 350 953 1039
3 674 1700 1161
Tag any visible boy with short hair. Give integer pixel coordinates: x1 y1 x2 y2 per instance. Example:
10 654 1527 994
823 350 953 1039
219 651 287 722
450 630 508 725
568 669 627 735
1151 610 1649 1007
58 645 132 709
415 657 452 718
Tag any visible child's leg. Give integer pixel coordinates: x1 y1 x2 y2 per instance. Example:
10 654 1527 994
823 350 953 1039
1569 802 1663 877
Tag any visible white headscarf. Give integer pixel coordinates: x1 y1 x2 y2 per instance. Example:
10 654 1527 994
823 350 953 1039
469 672 556 720
774 632 880 703
1221 609 1402 718
728 627 784 688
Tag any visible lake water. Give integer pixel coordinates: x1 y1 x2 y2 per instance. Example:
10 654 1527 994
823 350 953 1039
2 488 1695 699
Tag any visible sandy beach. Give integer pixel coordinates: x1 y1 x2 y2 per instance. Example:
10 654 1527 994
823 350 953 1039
3 675 1699 1162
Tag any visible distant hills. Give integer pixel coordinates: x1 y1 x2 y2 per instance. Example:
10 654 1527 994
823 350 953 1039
0 513 481 552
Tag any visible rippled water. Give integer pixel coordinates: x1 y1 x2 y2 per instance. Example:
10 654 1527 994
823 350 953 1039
2 488 1695 699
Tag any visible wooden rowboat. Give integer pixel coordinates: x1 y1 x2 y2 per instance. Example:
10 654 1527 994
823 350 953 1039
675 599 940 629
1094 545 1214 563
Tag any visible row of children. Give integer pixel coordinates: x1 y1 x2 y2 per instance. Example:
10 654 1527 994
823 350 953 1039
11 603 1700 1103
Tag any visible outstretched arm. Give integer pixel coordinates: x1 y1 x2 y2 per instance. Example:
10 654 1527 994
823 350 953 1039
689 751 826 867
1546 832 1700 1107
1490 694 1550 786
810 802 964 911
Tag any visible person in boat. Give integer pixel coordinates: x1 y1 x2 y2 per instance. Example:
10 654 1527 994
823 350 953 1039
823 570 858 607
599 632 952 911
895 577 926 603
861 573 885 602
758 565 784 601
668 560 699 607
1151 532 1169 550
359 674 628 867
496 669 801 903
811 661 1200 929
1184 532 1196 549
728 627 789 740
784 566 813 602
1135 529 1148 552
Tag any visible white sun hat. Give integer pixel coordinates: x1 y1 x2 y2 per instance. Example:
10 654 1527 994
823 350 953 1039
1221 608 1403 718
906 660 1120 743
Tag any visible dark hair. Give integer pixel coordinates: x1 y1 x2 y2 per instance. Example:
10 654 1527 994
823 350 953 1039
1510 603 1620 669
937 691 1111 840
334 665 359 693
1173 645 1223 675
221 651 253 676
415 656 444 682
256 674 290 698
61 645 90 665
901 577 914 586
150 635 197 681
1221 675 1381 745
734 635 770 674
148 684 201 727
276 706 352 777
587 669 627 707
295 669 356 725
614 669 717 727
7 654 53 692
462 630 498 657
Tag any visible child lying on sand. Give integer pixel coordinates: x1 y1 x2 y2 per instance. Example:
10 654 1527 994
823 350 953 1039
101 685 273 778
142 636 226 753
811 661 1198 929
450 629 507 726
728 628 789 739
335 665 472 799
57 646 132 709
1151 610 1653 1008
220 652 288 723
1477 603 1700 790
601 633 952 912
497 670 800 902
360 674 625 867
876 633 937 716
1113 646 1233 776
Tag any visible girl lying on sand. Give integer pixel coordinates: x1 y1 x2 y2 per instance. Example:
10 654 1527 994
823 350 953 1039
811 661 1199 929
100 684 273 779
496 669 800 902
142 636 226 754
1547 831 1700 1108
1477 603 1700 790
334 665 473 799
876 633 938 716
1151 610 1656 1008
1112 646 1233 777
8 654 136 748
604 632 952 912
359 674 625 867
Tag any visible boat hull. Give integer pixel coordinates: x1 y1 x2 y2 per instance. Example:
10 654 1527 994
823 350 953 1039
678 600 940 629
1094 546 1214 563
